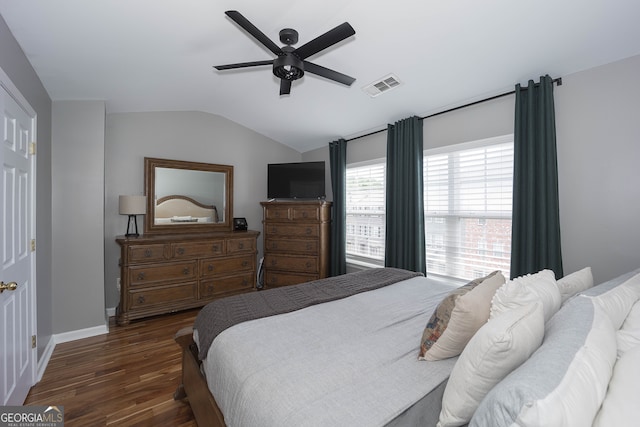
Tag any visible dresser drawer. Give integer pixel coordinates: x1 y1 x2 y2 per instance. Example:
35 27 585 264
172 241 224 258
264 206 291 220
264 238 318 254
128 244 167 263
227 237 256 254
200 255 255 277
265 224 319 237
129 261 197 285
265 271 316 288
291 206 320 221
200 273 255 297
265 254 318 274
129 282 197 308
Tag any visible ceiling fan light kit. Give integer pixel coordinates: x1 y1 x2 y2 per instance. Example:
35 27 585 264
214 10 356 95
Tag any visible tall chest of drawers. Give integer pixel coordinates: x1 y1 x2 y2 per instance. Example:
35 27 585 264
116 230 259 325
261 200 332 288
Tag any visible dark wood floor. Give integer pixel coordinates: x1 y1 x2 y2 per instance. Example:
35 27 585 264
25 310 199 426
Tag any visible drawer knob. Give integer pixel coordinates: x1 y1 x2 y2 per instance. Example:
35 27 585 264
242 278 248 285
208 264 214 272
212 244 220 252
272 242 278 249
238 242 244 249
306 261 312 268
305 228 312 235
177 247 185 255
242 260 248 267
137 295 145 304
137 272 146 281
271 227 278 233
270 259 277 266
207 284 214 293
183 267 190 275
144 249 152 258
302 212 308 218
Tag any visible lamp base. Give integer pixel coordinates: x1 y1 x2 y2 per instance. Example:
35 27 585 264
125 214 139 237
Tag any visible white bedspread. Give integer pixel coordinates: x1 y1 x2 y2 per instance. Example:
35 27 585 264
203 276 458 427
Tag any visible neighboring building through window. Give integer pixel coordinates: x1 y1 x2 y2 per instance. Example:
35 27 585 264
424 135 513 280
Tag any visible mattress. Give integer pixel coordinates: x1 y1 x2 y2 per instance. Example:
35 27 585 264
200 275 458 427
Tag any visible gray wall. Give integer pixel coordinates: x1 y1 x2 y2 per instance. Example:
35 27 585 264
555 55 640 284
304 55 640 285
103 111 300 310
52 101 106 333
0 15 53 359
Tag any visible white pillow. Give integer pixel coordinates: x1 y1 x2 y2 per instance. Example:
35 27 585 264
617 300 640 357
514 304 617 427
593 345 640 426
437 302 544 427
557 267 593 304
490 269 561 322
423 272 505 361
586 272 640 330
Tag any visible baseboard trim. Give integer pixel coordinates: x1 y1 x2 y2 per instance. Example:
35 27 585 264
36 336 56 382
54 323 109 345
106 307 116 318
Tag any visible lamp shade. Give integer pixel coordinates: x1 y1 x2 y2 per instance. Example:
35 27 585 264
119 195 146 215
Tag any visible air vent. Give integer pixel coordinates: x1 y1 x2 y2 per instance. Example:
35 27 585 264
363 74 402 97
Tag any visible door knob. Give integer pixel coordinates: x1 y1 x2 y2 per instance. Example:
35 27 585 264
0 281 18 293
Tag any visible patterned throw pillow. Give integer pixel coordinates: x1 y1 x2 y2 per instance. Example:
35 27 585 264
418 271 501 359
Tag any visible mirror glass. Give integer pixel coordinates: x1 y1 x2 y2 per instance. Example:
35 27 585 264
144 157 233 234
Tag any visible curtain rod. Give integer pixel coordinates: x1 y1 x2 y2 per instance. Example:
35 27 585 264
346 77 563 142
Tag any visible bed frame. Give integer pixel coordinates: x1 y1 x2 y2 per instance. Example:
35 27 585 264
174 326 226 427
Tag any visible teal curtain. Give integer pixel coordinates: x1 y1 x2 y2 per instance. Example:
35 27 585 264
329 138 347 276
385 116 426 274
511 75 563 279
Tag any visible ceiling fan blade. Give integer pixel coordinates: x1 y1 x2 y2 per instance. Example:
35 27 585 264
225 10 283 56
293 22 355 60
214 60 273 70
303 61 355 86
280 79 292 95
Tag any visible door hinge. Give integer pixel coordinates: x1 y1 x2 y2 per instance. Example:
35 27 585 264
32 335 37 349
29 142 36 155
31 239 36 252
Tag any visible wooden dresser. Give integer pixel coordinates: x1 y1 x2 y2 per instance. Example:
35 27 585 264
116 230 259 325
261 200 332 288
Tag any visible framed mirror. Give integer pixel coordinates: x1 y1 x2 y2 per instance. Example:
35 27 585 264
144 157 233 234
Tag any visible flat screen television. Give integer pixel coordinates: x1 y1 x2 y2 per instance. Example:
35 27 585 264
267 161 326 200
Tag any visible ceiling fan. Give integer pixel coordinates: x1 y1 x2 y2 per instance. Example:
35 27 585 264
214 10 356 95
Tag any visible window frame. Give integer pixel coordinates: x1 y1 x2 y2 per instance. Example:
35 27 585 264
423 134 514 281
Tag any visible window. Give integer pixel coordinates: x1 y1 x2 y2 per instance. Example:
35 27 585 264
424 135 513 280
346 161 386 265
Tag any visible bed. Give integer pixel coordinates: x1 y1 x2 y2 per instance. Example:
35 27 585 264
175 266 640 427
174 268 460 426
154 195 219 224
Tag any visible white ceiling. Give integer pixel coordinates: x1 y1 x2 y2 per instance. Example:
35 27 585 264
1 0 639 152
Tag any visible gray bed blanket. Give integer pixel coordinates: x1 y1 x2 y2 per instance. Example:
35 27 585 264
194 267 422 360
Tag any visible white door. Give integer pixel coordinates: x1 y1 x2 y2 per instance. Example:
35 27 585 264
0 82 37 405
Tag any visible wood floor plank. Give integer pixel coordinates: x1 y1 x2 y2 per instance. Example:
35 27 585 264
25 310 198 426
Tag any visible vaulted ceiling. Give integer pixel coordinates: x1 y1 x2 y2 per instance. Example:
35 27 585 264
1 0 639 152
